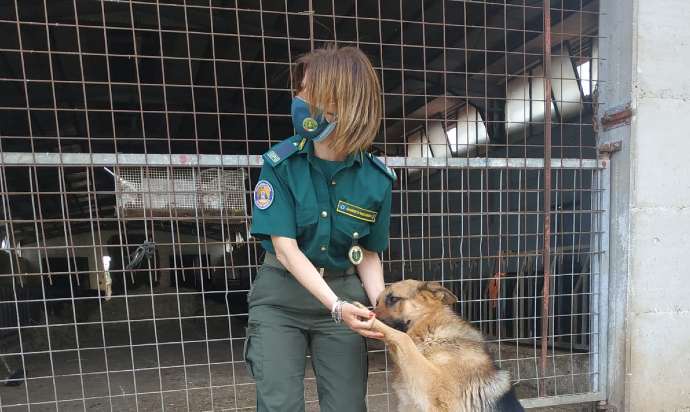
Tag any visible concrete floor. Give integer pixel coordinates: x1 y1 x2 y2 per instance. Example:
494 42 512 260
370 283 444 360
0 341 595 411
0 289 595 411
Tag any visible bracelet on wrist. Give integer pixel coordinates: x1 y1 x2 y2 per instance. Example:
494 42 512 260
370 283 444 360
331 299 346 323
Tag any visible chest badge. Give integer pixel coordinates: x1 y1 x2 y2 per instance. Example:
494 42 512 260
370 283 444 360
348 244 364 265
348 231 364 265
253 180 274 210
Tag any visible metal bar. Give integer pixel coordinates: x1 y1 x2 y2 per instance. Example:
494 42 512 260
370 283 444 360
0 153 601 169
540 0 554 396
308 0 314 51
520 391 606 408
592 154 611 397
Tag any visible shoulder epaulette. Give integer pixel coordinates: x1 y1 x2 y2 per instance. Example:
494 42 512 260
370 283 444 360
366 152 397 181
262 136 307 166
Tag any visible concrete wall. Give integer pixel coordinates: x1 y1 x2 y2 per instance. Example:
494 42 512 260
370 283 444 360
626 1 690 410
601 1 690 410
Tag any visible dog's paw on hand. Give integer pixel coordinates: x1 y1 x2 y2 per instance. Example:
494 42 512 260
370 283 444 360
349 301 399 337
369 318 387 333
370 318 404 339
346 301 385 340
349 301 373 321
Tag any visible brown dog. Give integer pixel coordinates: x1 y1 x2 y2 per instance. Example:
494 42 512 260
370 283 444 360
365 279 524 412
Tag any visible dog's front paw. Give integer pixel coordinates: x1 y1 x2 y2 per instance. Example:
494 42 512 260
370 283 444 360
349 301 369 311
371 318 405 340
350 301 405 342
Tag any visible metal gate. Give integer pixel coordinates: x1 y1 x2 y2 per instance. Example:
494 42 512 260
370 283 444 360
0 0 607 410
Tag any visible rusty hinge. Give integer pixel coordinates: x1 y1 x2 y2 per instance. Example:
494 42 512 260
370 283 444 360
598 141 622 165
600 104 633 131
598 141 622 155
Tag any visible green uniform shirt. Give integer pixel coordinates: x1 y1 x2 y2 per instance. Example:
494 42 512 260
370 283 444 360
250 135 396 270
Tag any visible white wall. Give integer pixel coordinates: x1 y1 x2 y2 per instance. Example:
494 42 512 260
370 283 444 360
626 1 690 410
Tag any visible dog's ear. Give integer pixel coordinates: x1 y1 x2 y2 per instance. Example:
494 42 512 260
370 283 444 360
420 282 457 305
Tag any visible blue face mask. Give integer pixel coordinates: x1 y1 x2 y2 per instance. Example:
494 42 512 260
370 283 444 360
291 96 336 142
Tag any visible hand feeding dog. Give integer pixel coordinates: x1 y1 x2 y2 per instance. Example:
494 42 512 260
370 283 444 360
355 279 524 412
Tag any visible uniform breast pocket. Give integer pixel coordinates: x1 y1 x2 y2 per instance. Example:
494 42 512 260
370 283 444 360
295 207 318 237
334 213 372 250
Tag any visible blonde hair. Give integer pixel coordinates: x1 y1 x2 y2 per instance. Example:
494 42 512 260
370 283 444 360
292 45 382 157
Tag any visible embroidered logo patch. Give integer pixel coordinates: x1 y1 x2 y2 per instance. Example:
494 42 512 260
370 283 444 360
336 200 377 223
253 180 274 210
302 117 318 132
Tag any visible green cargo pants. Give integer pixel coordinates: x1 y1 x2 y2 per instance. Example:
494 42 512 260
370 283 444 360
244 259 370 412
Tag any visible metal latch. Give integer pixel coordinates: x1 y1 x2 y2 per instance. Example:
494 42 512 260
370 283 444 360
600 104 633 131
598 141 622 155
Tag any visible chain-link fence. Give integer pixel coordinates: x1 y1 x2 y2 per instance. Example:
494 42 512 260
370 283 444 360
0 1 606 410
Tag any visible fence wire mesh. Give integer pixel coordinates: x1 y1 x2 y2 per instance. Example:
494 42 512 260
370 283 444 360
0 0 605 410
112 167 247 215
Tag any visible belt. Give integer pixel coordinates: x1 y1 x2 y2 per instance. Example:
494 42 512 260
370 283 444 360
262 252 356 278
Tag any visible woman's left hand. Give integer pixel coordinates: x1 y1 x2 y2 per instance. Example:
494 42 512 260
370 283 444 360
341 303 385 340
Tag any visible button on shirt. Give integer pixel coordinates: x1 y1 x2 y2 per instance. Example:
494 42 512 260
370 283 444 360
250 136 394 270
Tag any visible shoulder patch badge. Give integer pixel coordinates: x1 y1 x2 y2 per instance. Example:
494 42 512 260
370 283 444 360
253 180 274 210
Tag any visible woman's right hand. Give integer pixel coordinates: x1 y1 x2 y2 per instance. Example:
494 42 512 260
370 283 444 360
341 303 385 340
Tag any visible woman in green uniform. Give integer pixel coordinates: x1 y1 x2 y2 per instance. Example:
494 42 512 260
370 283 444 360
246 45 396 412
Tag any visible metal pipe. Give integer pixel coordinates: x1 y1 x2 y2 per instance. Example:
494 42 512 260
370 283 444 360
540 0 553 396
309 0 314 51
0 152 601 169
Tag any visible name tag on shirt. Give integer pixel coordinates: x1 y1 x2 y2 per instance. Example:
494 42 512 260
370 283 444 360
336 200 377 223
